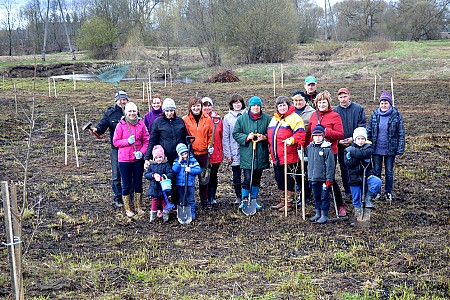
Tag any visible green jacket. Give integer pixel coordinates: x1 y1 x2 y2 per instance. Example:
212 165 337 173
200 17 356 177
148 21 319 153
232 111 271 170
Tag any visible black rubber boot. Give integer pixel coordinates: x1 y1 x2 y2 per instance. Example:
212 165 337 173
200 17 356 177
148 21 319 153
208 188 217 205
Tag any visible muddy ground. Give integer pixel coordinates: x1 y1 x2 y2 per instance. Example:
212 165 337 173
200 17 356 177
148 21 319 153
0 77 449 299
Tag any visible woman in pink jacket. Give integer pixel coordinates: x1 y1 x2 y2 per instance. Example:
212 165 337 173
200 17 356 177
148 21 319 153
113 102 150 217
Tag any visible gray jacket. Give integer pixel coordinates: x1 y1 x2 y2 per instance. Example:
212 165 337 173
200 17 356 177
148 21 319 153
223 109 245 166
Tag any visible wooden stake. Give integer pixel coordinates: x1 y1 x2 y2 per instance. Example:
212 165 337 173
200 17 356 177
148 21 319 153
65 114 68 165
73 72 76 90
390 77 395 107
142 82 145 102
280 64 284 88
73 107 80 140
10 184 24 300
164 69 167 88
373 74 377 102
52 78 57 98
13 83 17 114
71 118 79 167
170 68 173 88
273 68 276 97
284 141 288 217
48 78 51 98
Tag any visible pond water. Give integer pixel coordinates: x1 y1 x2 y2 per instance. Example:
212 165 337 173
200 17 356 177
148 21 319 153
49 74 195 83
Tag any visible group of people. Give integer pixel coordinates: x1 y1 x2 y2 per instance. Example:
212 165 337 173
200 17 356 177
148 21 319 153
91 75 404 224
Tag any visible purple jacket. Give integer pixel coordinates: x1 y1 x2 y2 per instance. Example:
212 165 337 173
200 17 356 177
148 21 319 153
144 108 163 136
113 118 149 162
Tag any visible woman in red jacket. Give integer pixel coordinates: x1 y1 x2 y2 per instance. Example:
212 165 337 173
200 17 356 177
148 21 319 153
305 91 347 217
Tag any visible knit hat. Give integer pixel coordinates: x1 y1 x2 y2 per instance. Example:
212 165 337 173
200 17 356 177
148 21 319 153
353 127 367 140
380 92 393 105
248 96 262 107
304 76 317 84
115 90 129 101
312 124 325 136
124 102 138 114
176 143 188 155
201 97 213 106
162 98 176 111
338 88 350 95
152 145 165 159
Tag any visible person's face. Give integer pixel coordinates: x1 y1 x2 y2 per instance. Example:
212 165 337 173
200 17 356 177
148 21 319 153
126 108 137 119
117 97 129 108
152 98 161 110
277 102 289 115
380 100 391 111
338 93 350 107
250 104 261 114
154 156 164 163
191 103 202 115
355 136 366 146
164 109 175 119
293 97 306 109
317 99 329 111
202 101 213 115
180 151 188 160
304 82 317 95
232 101 243 111
313 134 324 143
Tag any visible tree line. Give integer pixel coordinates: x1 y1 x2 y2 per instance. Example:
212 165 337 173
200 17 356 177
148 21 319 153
0 0 449 64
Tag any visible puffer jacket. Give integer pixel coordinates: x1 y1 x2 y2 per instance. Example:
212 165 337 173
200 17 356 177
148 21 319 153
172 156 202 187
144 159 174 198
306 108 344 154
367 107 405 156
344 141 374 186
233 110 271 170
208 111 224 164
267 106 306 166
183 112 212 155
223 109 245 167
113 118 149 162
305 141 335 182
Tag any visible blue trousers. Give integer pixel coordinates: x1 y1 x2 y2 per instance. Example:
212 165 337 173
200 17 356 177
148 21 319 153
311 181 330 212
118 160 144 196
349 175 382 207
372 154 395 194
177 186 196 218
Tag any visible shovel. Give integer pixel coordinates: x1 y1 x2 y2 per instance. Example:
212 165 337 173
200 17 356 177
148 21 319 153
241 135 259 216
358 163 371 226
199 116 221 185
177 136 195 224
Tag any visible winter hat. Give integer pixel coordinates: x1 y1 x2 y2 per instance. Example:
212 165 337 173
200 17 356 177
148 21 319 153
337 88 350 95
380 92 393 105
115 90 129 101
162 98 176 111
124 102 138 114
304 76 317 84
353 127 367 140
152 145 165 159
248 96 263 107
312 124 326 136
176 143 188 155
201 97 213 106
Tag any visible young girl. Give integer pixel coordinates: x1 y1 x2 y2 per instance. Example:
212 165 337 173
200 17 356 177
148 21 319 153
144 145 174 223
172 143 202 219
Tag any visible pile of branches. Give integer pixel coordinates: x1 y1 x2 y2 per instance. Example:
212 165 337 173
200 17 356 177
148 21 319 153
204 69 240 83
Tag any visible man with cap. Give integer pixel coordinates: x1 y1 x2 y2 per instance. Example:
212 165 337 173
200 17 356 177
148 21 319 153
292 75 319 108
92 90 130 207
333 88 366 199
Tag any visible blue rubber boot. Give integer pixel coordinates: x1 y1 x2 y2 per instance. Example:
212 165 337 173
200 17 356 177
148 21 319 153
251 186 263 210
239 189 250 209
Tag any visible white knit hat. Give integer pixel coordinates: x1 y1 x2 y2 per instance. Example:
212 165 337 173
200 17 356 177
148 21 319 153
124 102 138 114
353 127 367 140
162 98 176 111
202 97 213 106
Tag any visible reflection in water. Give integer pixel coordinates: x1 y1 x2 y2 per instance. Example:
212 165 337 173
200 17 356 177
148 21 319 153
49 74 194 83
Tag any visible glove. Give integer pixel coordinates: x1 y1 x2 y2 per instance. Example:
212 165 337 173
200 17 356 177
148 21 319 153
346 152 351 160
152 173 162 181
283 138 294 146
208 147 214 154
133 151 143 159
364 158 370 163
326 180 333 188
128 135 135 144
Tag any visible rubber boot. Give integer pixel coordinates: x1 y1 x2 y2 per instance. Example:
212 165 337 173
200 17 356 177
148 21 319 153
162 210 170 222
350 206 363 226
251 186 262 210
239 188 250 209
317 210 329 224
149 210 157 223
123 195 135 217
364 192 376 209
310 209 321 222
134 193 145 215
115 195 124 208
271 190 285 209
208 188 217 205
233 184 242 204
278 191 294 212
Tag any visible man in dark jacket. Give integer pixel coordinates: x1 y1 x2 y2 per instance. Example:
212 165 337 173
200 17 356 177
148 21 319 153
92 90 129 207
333 88 366 199
292 76 319 108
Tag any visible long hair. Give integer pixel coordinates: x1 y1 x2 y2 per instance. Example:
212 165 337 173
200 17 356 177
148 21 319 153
187 95 202 115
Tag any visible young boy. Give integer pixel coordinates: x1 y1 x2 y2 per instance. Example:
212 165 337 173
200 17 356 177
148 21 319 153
172 143 202 219
305 124 335 224
344 127 382 222
144 145 174 222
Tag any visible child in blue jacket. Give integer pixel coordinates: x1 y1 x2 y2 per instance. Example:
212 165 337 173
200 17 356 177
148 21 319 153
172 143 202 219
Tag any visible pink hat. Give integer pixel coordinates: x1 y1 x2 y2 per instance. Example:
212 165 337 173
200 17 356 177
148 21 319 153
152 145 165 159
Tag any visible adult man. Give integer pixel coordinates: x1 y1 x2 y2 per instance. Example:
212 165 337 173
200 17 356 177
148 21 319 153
293 76 319 108
92 90 129 207
333 88 366 198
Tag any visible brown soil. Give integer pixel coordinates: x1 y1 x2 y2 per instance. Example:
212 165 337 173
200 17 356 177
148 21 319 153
0 77 449 299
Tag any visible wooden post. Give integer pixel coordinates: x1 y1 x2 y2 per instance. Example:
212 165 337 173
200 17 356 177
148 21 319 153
280 64 284 88
73 72 76 90
164 69 167 88
272 68 276 97
373 74 377 102
142 82 145 103
52 78 57 98
73 107 80 140
10 184 24 300
390 77 395 107
71 118 79 167
65 114 68 165
13 83 17 114
48 78 51 98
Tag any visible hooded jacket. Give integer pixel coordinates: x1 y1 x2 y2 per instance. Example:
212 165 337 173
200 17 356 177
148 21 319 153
113 118 149 162
144 159 174 198
172 155 202 187
223 109 245 167
305 140 335 182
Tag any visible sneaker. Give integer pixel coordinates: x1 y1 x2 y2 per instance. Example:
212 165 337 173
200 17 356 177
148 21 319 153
338 206 347 217
375 192 382 200
385 193 393 202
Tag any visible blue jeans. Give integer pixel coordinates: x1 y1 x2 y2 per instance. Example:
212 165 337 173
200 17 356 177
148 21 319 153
118 160 144 196
177 186 196 218
110 148 122 201
311 181 330 212
349 175 382 207
338 145 350 193
242 169 263 190
372 154 395 194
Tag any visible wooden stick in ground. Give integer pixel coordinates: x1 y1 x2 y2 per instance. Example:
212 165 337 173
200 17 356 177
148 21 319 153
391 77 395 107
52 78 57 98
284 140 288 217
13 82 17 114
71 118 79 167
164 69 167 88
65 114 68 165
300 145 305 221
10 184 24 300
280 64 284 88
73 106 80 140
273 68 276 97
48 78 51 98
373 74 377 102
142 81 145 103
73 71 76 90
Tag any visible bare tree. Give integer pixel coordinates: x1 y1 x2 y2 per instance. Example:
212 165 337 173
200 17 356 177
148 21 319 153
1 0 17 56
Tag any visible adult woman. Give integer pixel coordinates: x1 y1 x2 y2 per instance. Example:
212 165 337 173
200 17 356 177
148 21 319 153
143 93 163 136
233 96 271 209
305 91 346 217
267 96 306 212
201 97 223 205
183 96 213 209
367 92 404 202
144 98 188 206
113 102 149 217
223 94 246 204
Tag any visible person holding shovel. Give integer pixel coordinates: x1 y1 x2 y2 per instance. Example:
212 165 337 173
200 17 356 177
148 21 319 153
233 96 271 210
183 96 213 210
113 102 149 217
201 96 223 206
91 90 129 208
267 96 306 212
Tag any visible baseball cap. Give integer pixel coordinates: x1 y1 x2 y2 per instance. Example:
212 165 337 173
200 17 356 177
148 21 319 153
337 88 350 95
304 76 317 85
